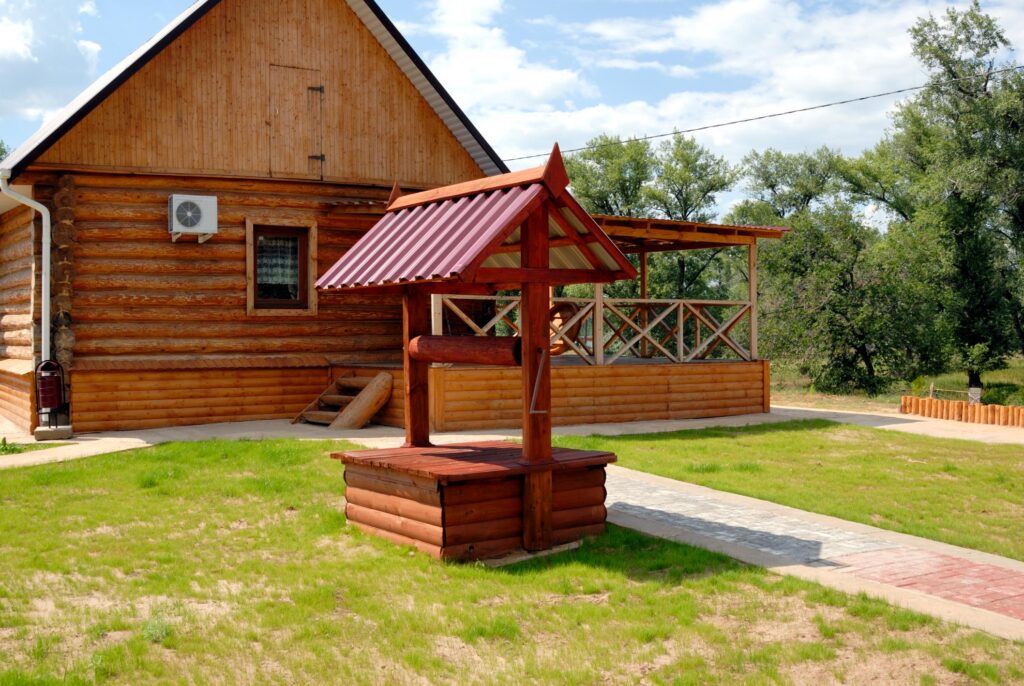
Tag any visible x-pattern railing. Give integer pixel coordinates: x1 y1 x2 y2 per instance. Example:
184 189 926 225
432 295 754 365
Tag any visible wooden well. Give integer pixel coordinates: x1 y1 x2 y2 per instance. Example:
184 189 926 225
318 147 637 560
336 441 613 560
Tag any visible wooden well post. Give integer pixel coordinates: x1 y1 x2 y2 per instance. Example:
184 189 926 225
521 205 553 551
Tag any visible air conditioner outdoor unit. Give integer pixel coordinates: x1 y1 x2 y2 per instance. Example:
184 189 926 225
168 194 218 243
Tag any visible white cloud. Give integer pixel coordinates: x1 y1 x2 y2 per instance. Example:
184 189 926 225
450 0 1024 186
594 58 696 79
0 0 104 128
76 39 101 74
0 17 34 61
418 0 595 111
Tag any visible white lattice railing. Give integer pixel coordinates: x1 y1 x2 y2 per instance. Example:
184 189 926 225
430 294 757 365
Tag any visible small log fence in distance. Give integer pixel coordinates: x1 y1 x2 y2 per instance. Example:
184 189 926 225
901 396 1024 428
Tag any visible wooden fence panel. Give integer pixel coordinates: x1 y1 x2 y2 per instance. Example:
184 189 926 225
900 396 1023 429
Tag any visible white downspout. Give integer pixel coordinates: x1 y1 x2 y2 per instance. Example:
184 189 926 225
0 169 52 362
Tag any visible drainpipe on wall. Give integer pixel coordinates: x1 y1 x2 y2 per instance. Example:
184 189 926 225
0 169 51 363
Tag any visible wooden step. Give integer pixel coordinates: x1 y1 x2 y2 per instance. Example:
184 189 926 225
302 411 339 426
320 395 355 408
337 376 373 391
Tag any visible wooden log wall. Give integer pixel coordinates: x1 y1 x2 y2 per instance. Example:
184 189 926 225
901 396 1024 428
342 463 608 561
0 204 37 431
0 367 34 432
432 360 770 432
348 360 771 433
7 171 409 433
37 172 405 364
72 367 333 433
52 176 76 370
0 205 35 362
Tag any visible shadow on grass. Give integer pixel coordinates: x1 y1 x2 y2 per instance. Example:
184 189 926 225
496 524 754 585
561 419 840 446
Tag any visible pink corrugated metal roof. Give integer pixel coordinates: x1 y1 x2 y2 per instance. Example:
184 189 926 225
317 184 546 289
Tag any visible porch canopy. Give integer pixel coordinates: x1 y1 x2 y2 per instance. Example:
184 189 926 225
594 215 788 254
316 145 636 293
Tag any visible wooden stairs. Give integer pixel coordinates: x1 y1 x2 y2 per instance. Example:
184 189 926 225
293 372 394 430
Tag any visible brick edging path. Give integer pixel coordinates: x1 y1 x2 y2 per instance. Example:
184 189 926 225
606 465 1024 641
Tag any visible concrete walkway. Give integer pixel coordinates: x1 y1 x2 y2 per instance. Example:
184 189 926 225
3 407 1024 639
3 403 1022 471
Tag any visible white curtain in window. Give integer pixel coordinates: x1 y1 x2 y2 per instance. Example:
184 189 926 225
258 237 299 286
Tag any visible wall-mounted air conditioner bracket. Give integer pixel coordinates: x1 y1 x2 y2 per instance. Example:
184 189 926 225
171 232 216 244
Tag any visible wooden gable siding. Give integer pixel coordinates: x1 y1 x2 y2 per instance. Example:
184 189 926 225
29 172 404 367
35 0 485 188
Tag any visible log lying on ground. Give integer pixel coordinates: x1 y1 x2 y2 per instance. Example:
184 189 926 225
331 372 393 429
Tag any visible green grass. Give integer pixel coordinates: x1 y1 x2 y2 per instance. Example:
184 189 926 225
0 438 62 456
556 420 1024 562
1 439 1022 684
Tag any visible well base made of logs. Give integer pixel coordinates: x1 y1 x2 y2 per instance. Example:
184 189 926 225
334 442 615 561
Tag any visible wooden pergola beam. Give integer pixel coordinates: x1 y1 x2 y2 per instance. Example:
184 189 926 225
608 227 755 246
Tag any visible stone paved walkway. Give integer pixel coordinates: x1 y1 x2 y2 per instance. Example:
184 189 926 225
606 466 1024 640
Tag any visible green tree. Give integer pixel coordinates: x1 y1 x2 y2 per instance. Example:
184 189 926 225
648 134 738 223
742 147 840 218
732 143 951 392
854 1 1020 387
564 135 655 217
565 133 741 300
0 140 8 161
757 201 948 392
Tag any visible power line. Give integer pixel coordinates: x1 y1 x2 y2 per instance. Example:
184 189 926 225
502 64 1024 164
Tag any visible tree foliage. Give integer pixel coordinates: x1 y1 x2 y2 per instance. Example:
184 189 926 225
565 133 741 300
731 151 949 393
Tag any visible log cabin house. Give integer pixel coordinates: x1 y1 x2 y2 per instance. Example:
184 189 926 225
0 0 785 437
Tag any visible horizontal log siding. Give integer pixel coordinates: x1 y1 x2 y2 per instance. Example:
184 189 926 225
349 360 770 432
0 206 35 362
342 462 608 561
0 369 34 432
62 173 403 367
433 360 770 432
71 367 333 432
28 172 406 433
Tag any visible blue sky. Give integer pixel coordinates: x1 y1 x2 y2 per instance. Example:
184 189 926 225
2 0 1023 188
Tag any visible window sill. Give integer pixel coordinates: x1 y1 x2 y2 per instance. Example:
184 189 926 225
247 305 319 318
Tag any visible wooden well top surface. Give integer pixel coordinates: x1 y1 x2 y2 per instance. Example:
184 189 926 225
333 441 615 484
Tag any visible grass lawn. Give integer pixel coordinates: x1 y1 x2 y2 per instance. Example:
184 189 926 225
1 440 1022 684
0 440 64 457
557 420 1024 563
